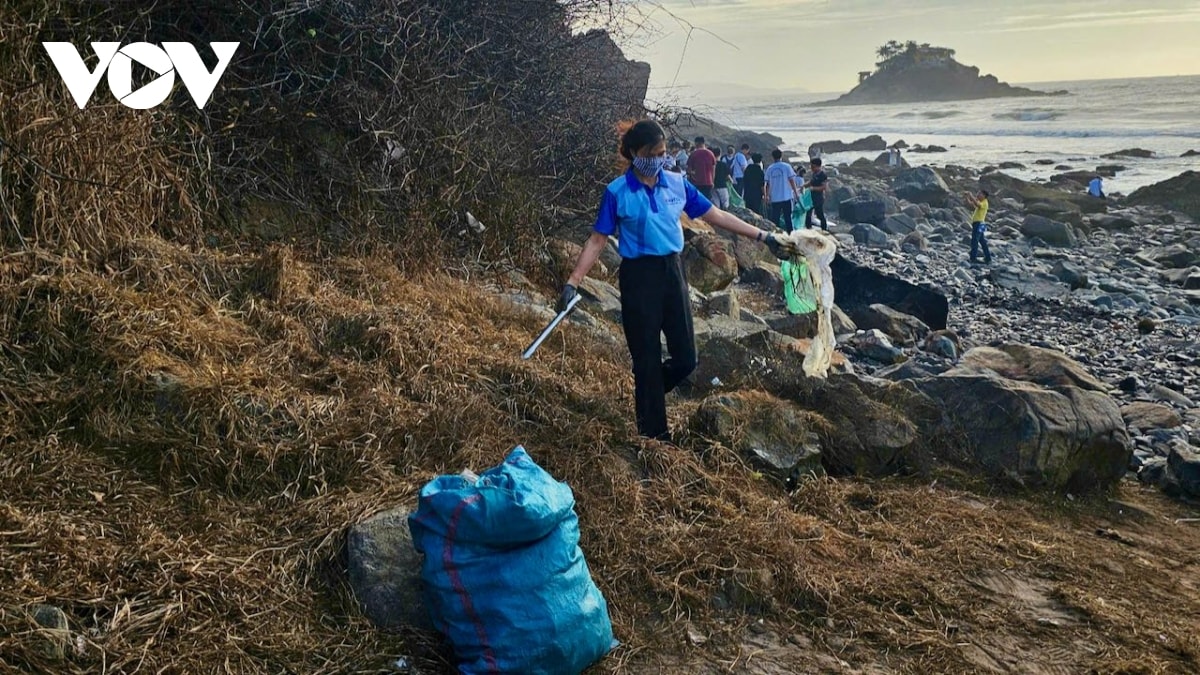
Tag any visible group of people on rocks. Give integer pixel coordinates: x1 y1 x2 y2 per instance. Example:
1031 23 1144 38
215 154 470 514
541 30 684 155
665 136 830 234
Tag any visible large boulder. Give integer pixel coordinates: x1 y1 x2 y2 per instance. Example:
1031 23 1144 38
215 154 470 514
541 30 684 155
831 254 949 330
1088 213 1138 232
1121 402 1183 431
693 391 826 484
1021 214 1077 247
855 304 930 347
851 223 891 248
912 375 1132 492
1139 244 1199 270
979 172 1107 214
879 213 918 235
956 344 1107 393
740 260 783 294
892 167 951 207
772 373 924 476
683 232 738 292
839 196 887 226
846 329 905 364
1051 260 1089 290
347 508 432 630
809 135 887 155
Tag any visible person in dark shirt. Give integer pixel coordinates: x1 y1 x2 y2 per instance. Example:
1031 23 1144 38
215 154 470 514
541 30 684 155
802 157 829 230
742 153 766 216
713 146 732 209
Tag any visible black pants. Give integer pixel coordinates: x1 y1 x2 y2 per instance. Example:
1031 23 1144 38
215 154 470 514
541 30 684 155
768 200 794 233
696 185 713 200
733 178 743 196
618 254 696 441
806 198 827 230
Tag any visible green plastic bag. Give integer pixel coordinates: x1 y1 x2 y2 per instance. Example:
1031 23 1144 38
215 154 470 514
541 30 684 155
792 189 813 223
728 180 744 209
782 257 818 315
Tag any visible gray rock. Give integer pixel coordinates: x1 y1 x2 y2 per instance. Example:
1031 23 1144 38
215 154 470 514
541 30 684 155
1121 402 1184 431
577 277 623 323
695 316 771 345
1148 383 1196 408
1141 244 1198 269
880 213 918 236
848 329 905 364
912 375 1132 492
892 167 951 207
763 311 818 339
32 605 71 661
740 261 784 294
901 231 930 253
1052 260 1090 290
693 392 825 485
831 304 857 335
839 196 887 226
855 303 930 347
1161 443 1200 499
347 507 432 630
851 223 891 248
706 290 740 318
1089 214 1138 232
1021 215 1077 248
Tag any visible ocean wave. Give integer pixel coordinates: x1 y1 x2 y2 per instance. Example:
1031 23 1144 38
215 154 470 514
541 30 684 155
992 109 1067 122
894 110 964 120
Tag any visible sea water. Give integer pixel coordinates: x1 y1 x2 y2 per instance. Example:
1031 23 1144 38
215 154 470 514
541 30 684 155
705 74 1200 193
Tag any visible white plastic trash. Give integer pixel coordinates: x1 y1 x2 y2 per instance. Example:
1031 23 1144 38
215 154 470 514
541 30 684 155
787 230 838 378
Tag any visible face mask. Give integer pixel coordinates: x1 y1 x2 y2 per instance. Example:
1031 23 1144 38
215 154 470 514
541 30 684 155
632 155 669 177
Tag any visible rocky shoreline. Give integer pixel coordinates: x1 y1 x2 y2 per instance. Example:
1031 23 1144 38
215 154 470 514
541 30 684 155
525 158 1200 503
819 161 1198 496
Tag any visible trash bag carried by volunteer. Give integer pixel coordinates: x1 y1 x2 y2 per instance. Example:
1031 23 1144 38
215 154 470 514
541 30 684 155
409 446 615 674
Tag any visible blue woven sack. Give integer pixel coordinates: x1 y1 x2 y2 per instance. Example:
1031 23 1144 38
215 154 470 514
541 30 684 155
409 447 614 674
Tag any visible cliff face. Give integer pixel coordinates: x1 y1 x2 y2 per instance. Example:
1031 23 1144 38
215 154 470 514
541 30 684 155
822 56 1065 106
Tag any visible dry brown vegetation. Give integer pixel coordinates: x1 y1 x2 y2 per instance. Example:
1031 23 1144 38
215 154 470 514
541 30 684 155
2 1 1199 673
1 242 1199 673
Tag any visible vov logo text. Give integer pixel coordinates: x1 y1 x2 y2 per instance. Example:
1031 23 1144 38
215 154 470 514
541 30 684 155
43 42 240 110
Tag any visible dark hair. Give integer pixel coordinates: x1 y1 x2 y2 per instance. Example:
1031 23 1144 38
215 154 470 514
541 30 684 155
771 148 782 160
794 165 806 176
694 136 705 145
751 152 763 163
811 157 823 167
741 143 750 150
980 190 989 198
620 119 666 160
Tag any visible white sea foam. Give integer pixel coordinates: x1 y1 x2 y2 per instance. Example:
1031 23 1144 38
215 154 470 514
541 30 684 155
709 75 1200 191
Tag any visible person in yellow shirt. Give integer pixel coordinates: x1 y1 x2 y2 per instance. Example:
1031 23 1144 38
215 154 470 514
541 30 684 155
965 189 991 265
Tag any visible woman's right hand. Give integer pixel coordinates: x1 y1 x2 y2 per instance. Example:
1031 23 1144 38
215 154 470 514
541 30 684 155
556 284 578 313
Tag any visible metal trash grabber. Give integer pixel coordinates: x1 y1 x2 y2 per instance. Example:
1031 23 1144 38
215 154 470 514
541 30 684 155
521 293 582 360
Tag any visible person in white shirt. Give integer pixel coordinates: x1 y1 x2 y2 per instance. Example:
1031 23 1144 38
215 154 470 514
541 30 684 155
763 148 800 233
731 143 750 195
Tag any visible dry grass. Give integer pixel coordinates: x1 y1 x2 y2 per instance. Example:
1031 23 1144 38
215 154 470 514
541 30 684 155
1 240 1198 673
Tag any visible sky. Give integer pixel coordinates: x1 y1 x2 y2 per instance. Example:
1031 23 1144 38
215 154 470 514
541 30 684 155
621 0 1200 100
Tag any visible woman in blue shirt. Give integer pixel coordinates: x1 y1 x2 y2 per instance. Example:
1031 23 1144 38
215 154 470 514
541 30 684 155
557 119 796 441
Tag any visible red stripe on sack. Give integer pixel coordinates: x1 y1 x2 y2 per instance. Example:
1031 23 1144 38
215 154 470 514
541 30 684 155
444 493 500 674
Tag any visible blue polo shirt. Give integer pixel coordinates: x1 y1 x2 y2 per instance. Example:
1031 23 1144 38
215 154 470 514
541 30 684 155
593 169 713 259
